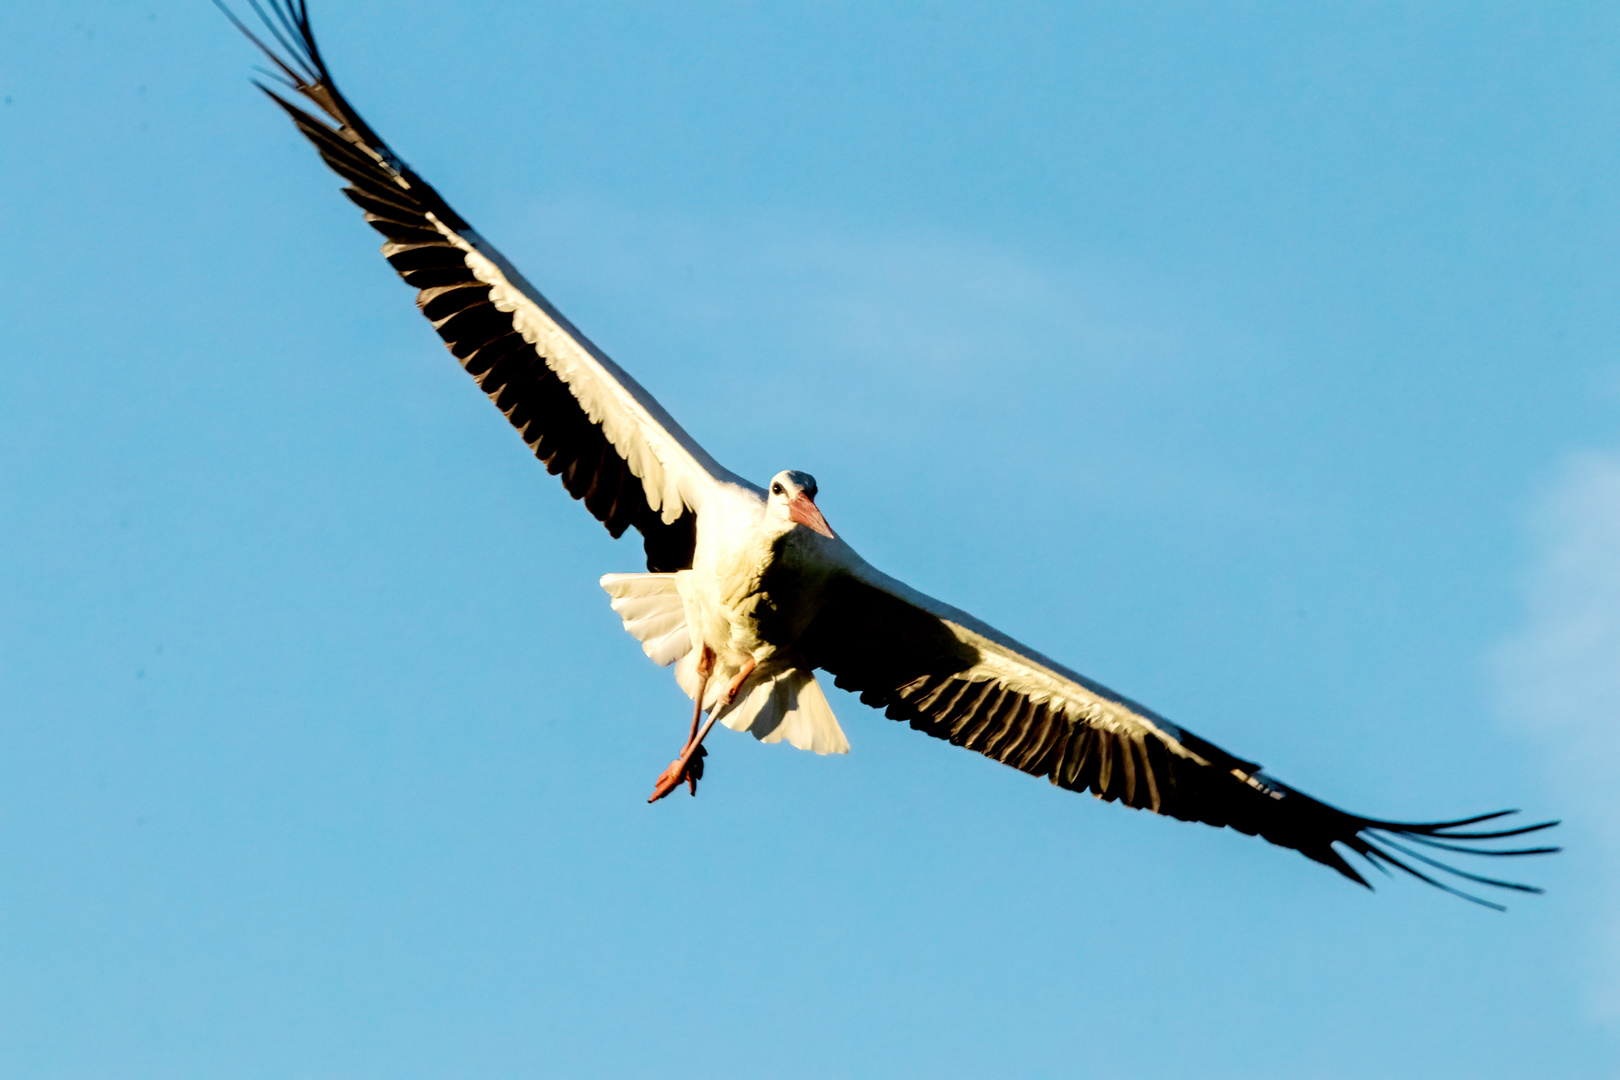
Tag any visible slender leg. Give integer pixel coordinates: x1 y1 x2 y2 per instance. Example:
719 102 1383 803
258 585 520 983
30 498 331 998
720 657 757 707
650 654 756 802
684 647 715 748
680 646 716 795
649 646 714 803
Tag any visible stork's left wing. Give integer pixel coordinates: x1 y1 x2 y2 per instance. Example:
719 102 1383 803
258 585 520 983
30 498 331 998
798 557 1558 908
220 1 750 572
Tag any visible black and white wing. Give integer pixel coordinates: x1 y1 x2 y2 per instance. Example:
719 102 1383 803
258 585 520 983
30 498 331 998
799 557 1558 908
220 1 749 571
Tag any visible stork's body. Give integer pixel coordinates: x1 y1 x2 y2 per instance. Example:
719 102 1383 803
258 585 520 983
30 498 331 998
221 1 1557 909
691 476 834 677
620 471 850 798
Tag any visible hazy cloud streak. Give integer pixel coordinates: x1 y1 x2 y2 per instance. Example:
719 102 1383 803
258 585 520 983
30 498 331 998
1494 452 1620 1019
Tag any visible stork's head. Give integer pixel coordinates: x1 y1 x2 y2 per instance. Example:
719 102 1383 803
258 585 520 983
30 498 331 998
767 470 835 539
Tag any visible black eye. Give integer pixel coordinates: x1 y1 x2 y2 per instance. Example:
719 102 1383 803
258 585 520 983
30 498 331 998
771 482 784 496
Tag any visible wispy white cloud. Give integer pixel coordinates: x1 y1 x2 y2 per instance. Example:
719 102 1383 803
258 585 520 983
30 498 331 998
1493 451 1620 1019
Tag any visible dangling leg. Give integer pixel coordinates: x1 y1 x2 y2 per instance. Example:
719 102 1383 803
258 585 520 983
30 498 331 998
649 645 715 803
679 651 712 796
684 648 713 748
720 657 757 707
647 654 761 803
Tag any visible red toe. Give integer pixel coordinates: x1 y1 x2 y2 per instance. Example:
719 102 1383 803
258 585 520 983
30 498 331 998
648 760 685 803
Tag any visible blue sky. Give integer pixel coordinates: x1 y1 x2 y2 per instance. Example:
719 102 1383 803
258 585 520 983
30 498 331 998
2 2 1617 1076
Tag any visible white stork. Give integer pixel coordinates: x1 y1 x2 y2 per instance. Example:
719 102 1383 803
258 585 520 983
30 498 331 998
220 1 1557 908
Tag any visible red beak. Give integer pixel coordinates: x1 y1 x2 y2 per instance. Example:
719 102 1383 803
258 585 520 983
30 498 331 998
787 492 836 538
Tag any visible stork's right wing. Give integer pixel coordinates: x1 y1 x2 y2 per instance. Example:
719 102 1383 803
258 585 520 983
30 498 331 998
798 556 1559 909
221 1 752 571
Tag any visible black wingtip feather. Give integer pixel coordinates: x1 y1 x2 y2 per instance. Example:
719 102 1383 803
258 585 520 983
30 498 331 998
221 0 406 172
1321 842 1373 889
1360 840 1511 911
244 0 314 82
1400 809 1521 830
1325 807 1561 909
1371 835 1546 895
1398 833 1562 858
1420 820 1562 842
252 80 316 124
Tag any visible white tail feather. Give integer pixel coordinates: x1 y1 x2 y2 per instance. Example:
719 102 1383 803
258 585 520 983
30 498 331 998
600 572 691 667
721 668 849 755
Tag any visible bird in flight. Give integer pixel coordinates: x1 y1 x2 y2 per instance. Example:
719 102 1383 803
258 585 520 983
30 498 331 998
219 1 1557 908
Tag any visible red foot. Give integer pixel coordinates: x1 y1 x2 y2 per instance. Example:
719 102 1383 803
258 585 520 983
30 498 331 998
647 744 707 803
648 760 686 803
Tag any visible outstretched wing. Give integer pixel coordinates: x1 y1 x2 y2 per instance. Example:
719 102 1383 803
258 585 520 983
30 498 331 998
798 557 1558 909
220 0 751 571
